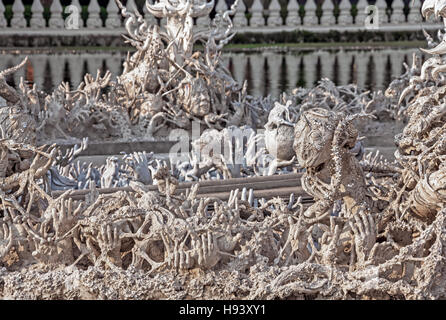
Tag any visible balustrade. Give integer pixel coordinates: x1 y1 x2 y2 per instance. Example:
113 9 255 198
0 0 431 34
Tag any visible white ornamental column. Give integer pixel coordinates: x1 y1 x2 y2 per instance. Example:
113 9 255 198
233 0 248 27
11 0 26 28
408 0 422 23
49 0 64 28
231 53 247 85
285 54 299 89
30 55 46 88
49 55 64 89
302 53 317 87
389 50 405 79
30 0 46 28
87 0 102 28
67 55 83 88
355 52 368 88
320 0 335 26
319 51 332 80
286 0 300 26
373 52 386 90
376 0 387 24
266 53 281 97
355 0 368 26
249 54 264 96
106 53 122 78
0 0 8 27
267 0 282 26
89 56 103 78
391 0 405 23
249 0 264 27
106 0 121 28
338 0 352 25
216 0 227 15
71 0 83 28
304 0 318 26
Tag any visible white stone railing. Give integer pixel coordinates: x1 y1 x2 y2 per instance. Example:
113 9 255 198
0 0 436 34
0 48 426 97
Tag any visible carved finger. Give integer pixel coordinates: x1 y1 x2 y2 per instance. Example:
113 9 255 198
354 213 365 236
248 188 254 206
173 240 179 270
360 210 370 236
368 213 376 236
207 231 214 252
349 220 359 237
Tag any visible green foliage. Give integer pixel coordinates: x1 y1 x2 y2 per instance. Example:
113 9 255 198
24 4 31 25
299 5 304 18
43 6 50 22
5 5 12 26
82 5 88 23
100 6 107 22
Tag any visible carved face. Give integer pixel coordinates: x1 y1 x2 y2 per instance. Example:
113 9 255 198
121 62 159 95
264 102 295 161
178 77 210 117
140 94 165 117
293 108 337 169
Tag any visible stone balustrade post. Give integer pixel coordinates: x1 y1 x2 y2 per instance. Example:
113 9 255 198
216 0 227 16
320 0 335 26
30 0 45 28
87 0 101 28
249 0 264 27
0 0 6 28
355 0 368 26
267 0 282 26
391 0 405 23
304 0 318 25
338 0 352 25
233 0 248 27
285 0 300 26
11 0 26 28
376 0 387 24
407 0 422 23
49 0 64 28
70 0 83 27
106 0 121 28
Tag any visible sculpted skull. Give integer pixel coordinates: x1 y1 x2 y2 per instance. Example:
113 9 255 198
264 101 295 161
293 108 357 169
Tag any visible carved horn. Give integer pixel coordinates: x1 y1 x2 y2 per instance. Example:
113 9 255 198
146 0 168 18
190 0 215 18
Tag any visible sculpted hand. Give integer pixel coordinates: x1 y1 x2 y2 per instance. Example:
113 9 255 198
349 209 376 268
98 224 122 267
319 217 343 265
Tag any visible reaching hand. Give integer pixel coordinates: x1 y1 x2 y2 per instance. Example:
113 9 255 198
349 209 376 268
